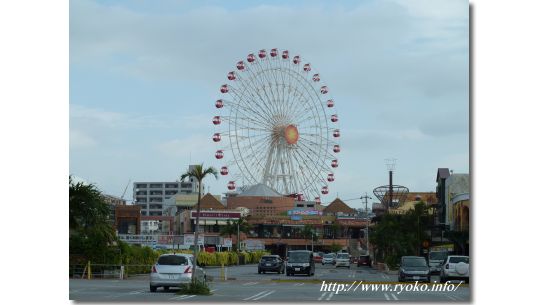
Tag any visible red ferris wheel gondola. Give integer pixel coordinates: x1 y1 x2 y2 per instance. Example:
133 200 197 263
321 186 329 195
331 159 338 168
270 48 278 57
215 99 224 108
237 61 245 71
303 63 311 72
331 114 338 122
327 173 335 182
282 50 289 59
220 166 228 176
227 181 236 190
247 53 256 63
215 150 224 159
315 197 321 204
327 99 334 107
333 129 340 137
312 74 320 82
293 55 300 64
227 71 236 81
212 116 221 125
212 133 221 142
321 86 329 94
258 49 266 58
333 144 340 153
220 85 229 93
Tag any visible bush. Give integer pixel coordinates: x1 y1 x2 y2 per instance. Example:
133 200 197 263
177 280 211 295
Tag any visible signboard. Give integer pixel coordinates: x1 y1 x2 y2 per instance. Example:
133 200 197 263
244 239 265 251
191 211 241 219
287 209 322 216
223 238 232 247
183 234 204 246
291 215 303 221
184 234 194 246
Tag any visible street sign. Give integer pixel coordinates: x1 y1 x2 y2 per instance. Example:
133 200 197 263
223 238 232 247
184 234 194 246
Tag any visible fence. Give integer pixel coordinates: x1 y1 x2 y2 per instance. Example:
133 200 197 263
69 263 153 279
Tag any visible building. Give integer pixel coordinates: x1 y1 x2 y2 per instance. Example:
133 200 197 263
133 166 204 216
102 194 126 227
115 205 141 235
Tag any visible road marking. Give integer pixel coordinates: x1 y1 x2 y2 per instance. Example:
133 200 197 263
243 281 259 286
294 283 304 286
326 292 335 301
252 290 275 300
384 293 390 300
169 295 195 300
391 293 398 300
244 291 269 300
318 292 327 301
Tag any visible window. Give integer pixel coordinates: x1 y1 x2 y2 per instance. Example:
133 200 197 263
158 255 188 266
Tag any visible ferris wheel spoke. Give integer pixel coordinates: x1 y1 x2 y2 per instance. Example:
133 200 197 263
288 146 326 194
228 87 278 126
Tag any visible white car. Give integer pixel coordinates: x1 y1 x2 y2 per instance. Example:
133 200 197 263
150 253 206 292
322 253 336 265
335 253 350 268
440 255 469 283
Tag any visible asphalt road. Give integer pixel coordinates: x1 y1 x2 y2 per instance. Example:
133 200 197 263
69 264 470 302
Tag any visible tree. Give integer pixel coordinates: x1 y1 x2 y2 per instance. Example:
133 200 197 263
179 164 218 283
69 175 116 262
219 217 251 250
300 225 318 250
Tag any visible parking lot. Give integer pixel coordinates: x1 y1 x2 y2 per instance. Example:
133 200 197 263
70 263 470 302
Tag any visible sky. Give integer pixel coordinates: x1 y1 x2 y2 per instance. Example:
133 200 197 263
69 0 469 208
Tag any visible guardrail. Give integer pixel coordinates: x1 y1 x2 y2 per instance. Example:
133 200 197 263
69 264 153 279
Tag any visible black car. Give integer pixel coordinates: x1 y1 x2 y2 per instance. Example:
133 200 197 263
258 255 285 274
398 256 431 283
357 255 372 267
286 250 315 276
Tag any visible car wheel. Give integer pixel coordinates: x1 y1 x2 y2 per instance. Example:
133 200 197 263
150 285 157 292
427 277 431 283
163 286 169 291
263 271 266 274
258 269 261 274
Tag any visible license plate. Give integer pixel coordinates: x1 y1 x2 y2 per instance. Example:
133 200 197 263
168 274 179 280
266 263 272 266
413 276 420 280
295 268 300 271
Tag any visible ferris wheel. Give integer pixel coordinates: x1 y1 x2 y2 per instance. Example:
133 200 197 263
211 48 341 201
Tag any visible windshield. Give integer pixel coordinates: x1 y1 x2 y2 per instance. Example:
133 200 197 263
261 256 277 261
429 252 448 260
336 254 349 259
323 253 334 258
449 257 469 264
157 255 188 266
288 252 310 262
402 257 427 267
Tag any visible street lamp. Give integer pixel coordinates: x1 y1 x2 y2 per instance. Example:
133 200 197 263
360 193 372 255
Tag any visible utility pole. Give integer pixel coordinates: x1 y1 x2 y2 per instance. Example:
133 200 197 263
360 193 372 255
385 159 397 213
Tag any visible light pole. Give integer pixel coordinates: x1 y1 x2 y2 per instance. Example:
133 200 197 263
360 193 372 255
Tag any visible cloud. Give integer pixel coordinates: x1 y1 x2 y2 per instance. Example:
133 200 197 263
70 129 97 148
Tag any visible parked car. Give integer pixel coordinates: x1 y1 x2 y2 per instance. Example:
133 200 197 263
357 255 372 267
150 253 206 292
322 253 336 265
440 255 469 283
335 253 351 268
428 250 449 274
258 255 285 274
313 252 323 263
286 250 315 276
398 256 430 283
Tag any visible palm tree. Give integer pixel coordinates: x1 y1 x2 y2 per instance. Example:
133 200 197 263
179 164 218 283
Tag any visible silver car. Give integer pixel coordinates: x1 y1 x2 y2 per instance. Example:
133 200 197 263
149 253 206 292
335 253 351 268
322 253 336 265
440 255 469 283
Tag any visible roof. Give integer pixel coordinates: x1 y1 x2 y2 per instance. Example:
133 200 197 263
238 183 282 197
199 193 225 209
437 168 450 182
323 198 356 214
